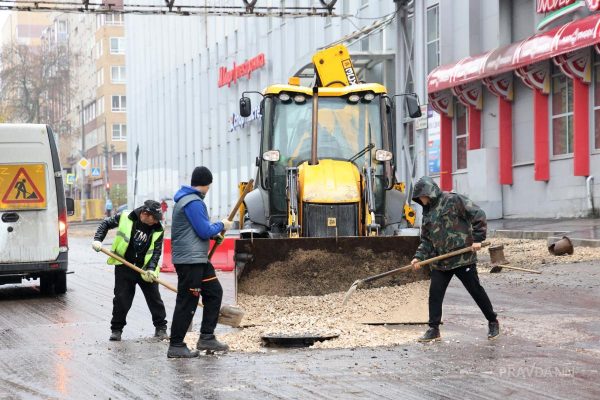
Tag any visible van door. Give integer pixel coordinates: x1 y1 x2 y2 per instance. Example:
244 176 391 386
0 125 59 263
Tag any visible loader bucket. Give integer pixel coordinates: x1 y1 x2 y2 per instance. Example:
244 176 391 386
234 236 429 297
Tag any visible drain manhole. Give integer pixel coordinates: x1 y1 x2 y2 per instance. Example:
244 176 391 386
261 333 339 348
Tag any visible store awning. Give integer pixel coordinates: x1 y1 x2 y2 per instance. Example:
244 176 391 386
428 12 600 93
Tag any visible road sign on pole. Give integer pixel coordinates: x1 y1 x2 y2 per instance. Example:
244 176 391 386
91 167 101 177
66 173 76 185
78 158 89 169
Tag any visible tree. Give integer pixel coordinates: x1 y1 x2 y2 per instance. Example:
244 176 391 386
0 42 74 124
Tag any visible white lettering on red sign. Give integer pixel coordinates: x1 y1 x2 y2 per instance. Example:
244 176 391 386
218 53 266 88
537 0 600 12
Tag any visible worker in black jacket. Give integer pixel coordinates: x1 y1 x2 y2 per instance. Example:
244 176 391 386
92 200 168 342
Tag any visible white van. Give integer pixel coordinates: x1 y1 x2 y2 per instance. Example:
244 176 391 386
0 124 74 294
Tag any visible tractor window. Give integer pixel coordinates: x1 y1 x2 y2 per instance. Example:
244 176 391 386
271 96 384 168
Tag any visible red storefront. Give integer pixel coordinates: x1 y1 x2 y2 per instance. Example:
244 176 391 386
427 12 600 192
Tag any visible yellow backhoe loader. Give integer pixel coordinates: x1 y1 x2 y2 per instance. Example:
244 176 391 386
235 45 427 296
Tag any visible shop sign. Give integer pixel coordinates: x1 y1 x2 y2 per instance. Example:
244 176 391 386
536 0 600 30
427 106 441 175
228 105 262 132
537 0 599 13
218 53 266 88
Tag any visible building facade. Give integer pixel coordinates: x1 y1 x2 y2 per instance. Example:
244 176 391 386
62 13 128 208
126 0 426 218
127 0 598 220
427 0 600 218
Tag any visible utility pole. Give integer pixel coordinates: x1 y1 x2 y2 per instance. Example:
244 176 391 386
80 99 86 223
103 123 114 200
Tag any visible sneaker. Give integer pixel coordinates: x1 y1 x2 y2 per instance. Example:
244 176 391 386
196 334 229 352
109 330 122 341
488 320 500 340
167 344 199 358
418 327 441 342
154 327 169 340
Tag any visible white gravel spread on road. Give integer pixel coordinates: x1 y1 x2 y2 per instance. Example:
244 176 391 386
184 238 600 353
478 238 600 270
186 280 429 353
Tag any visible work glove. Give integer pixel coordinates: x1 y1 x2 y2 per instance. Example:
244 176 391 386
212 234 225 245
92 241 103 252
141 264 160 283
221 218 233 231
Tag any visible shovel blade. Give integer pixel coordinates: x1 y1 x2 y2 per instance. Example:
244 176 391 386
218 305 245 328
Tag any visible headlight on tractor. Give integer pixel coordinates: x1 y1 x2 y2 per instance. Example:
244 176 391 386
263 150 281 162
375 150 393 162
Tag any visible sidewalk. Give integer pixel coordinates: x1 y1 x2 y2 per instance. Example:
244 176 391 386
489 217 600 247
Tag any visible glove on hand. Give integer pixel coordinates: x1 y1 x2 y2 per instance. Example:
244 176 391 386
141 265 160 283
221 219 233 231
213 234 225 245
92 241 103 252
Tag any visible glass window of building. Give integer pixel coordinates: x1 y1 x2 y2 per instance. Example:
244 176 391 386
110 37 125 54
551 66 573 156
455 102 468 170
111 95 126 112
97 68 104 86
594 60 600 150
111 66 126 83
112 153 127 170
112 124 127 140
427 5 440 74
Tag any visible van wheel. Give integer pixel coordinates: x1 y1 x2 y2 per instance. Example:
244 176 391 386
54 271 67 294
39 274 54 295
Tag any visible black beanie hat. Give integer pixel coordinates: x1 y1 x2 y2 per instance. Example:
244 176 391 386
191 166 213 187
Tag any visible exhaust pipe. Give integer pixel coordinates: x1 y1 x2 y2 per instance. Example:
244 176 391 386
587 175 595 216
310 86 319 166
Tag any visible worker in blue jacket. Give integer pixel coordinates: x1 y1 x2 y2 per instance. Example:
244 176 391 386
167 166 233 358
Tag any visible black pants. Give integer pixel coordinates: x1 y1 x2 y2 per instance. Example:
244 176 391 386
429 264 497 328
170 263 223 346
111 264 167 331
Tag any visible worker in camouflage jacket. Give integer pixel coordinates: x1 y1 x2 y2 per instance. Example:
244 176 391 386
411 176 499 342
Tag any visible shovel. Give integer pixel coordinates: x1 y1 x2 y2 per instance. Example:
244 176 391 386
208 179 254 260
342 241 491 306
490 264 541 274
98 247 245 328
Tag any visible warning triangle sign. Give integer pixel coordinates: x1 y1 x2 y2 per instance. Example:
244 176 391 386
2 167 45 204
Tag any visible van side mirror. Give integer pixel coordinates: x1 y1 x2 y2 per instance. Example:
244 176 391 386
240 97 252 117
405 95 422 118
65 197 75 216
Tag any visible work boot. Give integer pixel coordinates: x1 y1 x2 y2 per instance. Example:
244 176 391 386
167 344 199 358
196 334 229 352
109 330 122 341
418 327 441 342
488 320 500 340
154 327 169 340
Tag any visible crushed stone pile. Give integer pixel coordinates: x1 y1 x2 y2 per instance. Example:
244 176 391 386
238 248 424 296
186 280 429 353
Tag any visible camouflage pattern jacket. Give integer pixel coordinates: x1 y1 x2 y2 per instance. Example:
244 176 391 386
411 176 487 271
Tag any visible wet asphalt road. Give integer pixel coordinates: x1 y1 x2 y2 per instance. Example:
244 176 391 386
1 229 600 399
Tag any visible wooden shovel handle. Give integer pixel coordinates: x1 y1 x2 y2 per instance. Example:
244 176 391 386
497 264 542 274
208 179 254 260
360 241 491 285
99 247 179 293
